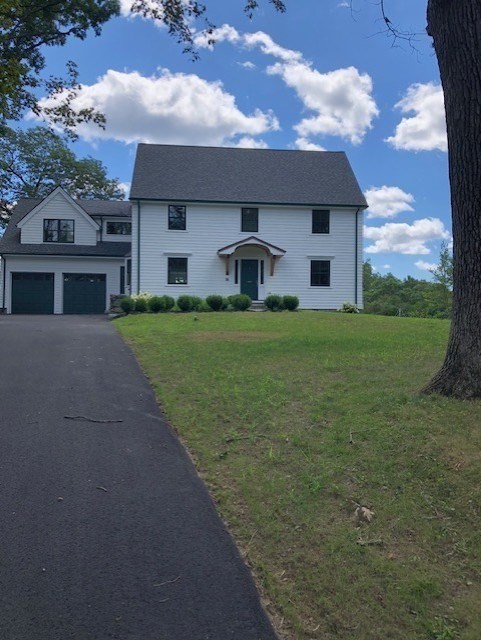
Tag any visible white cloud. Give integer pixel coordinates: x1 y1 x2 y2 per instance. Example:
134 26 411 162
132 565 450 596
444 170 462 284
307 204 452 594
268 63 378 145
364 185 415 219
386 83 447 152
382 264 391 269
193 24 241 49
295 137 326 151
233 136 269 149
415 260 437 271
238 61 256 70
34 69 279 146
364 218 450 254
194 24 379 146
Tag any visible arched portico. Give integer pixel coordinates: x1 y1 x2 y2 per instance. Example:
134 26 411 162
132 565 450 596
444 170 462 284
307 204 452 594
217 236 286 300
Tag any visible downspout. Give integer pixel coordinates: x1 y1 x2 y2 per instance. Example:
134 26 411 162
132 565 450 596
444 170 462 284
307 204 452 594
137 200 141 294
354 208 360 306
2 255 6 312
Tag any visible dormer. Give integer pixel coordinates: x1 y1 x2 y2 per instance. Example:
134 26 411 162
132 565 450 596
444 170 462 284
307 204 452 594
17 186 99 246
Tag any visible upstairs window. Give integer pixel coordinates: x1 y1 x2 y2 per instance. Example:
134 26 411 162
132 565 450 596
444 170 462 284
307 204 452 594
241 207 258 232
168 257 188 284
168 205 186 230
311 260 330 286
106 221 131 235
312 209 330 234
43 219 74 243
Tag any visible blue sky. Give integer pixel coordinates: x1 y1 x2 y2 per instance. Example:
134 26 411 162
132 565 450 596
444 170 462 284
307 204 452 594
32 0 449 278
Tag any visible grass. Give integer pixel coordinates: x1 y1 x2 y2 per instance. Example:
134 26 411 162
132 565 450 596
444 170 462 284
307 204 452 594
116 312 481 640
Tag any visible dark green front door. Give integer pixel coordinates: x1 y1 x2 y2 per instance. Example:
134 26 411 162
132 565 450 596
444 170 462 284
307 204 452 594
241 259 258 300
63 273 106 314
11 272 54 314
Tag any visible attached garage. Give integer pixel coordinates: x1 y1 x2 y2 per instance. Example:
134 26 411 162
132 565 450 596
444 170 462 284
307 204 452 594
11 272 54 314
63 273 106 314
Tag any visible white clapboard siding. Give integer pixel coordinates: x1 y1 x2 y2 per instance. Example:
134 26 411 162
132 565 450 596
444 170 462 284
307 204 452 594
20 191 97 246
131 202 363 309
4 255 123 313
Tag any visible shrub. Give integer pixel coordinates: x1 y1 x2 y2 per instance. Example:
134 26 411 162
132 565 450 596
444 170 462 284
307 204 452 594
206 294 224 311
282 295 299 311
162 295 175 312
230 294 252 311
120 297 134 314
191 296 204 311
148 296 165 313
339 301 359 314
265 294 283 311
177 295 193 312
134 297 148 313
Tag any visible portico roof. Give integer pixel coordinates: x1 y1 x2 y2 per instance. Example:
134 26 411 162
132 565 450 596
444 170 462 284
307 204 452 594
217 236 286 257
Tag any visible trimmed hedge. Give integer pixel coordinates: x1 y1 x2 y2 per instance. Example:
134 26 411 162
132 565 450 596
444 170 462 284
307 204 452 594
230 294 252 311
134 297 148 313
148 296 165 313
120 297 134 314
265 294 283 311
177 295 193 312
206 295 224 311
163 295 175 311
191 296 204 311
282 295 299 311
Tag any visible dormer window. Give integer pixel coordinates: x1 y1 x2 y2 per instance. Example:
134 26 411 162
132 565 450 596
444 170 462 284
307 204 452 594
106 221 132 235
43 219 74 243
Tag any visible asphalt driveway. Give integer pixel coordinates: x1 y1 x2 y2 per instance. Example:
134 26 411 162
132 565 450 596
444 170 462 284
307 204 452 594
0 315 278 640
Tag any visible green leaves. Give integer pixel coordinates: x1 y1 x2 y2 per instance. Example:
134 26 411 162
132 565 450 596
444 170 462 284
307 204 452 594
0 125 125 226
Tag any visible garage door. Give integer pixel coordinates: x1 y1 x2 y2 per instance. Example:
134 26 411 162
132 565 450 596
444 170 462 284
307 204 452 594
11 272 54 314
63 273 106 314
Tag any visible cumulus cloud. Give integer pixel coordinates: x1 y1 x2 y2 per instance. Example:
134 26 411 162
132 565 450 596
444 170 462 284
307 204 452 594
364 218 450 254
295 137 326 151
415 260 437 271
233 136 269 149
382 264 391 269
268 63 378 145
364 185 415 219
193 24 241 49
34 69 278 146
194 24 379 147
386 83 447 152
238 61 256 70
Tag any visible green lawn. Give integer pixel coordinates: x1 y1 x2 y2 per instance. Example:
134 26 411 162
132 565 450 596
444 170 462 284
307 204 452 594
116 312 481 640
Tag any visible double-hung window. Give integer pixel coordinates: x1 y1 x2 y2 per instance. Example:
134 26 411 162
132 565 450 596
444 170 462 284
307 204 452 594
312 209 330 234
168 257 188 284
43 219 74 243
310 260 330 286
168 205 186 230
241 207 258 232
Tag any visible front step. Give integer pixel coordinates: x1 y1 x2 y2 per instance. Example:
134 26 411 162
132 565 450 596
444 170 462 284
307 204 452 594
249 301 266 312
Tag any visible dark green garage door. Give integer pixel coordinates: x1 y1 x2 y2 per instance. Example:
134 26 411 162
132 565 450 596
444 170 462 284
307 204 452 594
63 273 106 314
11 272 54 314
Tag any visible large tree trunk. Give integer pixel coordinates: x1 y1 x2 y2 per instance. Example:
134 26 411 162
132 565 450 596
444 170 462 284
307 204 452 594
422 0 481 398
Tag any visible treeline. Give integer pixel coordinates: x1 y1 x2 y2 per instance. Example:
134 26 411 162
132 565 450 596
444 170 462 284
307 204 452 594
363 244 453 319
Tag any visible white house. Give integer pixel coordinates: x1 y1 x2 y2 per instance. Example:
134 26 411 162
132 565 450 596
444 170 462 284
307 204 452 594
0 144 366 314
0 187 131 314
129 144 367 309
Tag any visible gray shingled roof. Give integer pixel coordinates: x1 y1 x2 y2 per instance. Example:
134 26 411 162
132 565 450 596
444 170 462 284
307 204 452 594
130 144 367 208
0 198 131 257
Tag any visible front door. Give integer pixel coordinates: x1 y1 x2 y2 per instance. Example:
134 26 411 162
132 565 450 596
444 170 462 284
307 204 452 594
241 259 258 300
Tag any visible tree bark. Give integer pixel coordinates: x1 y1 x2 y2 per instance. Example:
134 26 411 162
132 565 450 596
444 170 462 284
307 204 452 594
423 0 481 398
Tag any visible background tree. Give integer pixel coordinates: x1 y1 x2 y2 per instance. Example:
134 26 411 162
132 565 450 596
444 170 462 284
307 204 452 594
0 0 120 132
0 126 125 226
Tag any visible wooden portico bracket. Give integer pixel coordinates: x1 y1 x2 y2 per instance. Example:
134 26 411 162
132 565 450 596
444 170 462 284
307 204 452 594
270 255 276 276
223 255 230 276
